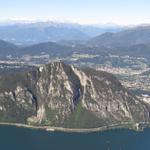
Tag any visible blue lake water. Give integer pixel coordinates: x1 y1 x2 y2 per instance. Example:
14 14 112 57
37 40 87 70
0 125 150 150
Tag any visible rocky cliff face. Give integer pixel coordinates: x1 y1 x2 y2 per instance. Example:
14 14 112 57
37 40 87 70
0 62 149 128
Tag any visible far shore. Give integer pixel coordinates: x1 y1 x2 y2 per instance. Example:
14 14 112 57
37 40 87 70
0 122 144 133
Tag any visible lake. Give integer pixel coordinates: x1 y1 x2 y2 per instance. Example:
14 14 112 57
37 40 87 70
0 125 150 150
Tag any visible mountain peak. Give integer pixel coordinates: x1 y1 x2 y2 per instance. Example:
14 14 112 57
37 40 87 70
0 62 149 128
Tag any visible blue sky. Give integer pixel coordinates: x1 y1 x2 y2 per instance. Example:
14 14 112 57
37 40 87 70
0 0 150 25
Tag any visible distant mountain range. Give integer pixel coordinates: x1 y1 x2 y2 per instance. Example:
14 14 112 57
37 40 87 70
0 22 123 45
1 24 150 59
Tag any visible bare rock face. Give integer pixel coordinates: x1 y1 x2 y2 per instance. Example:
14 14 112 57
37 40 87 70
0 61 149 128
72 66 149 124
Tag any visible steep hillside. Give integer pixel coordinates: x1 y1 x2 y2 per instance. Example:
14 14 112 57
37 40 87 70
0 62 149 128
21 42 74 57
89 26 150 47
0 40 19 57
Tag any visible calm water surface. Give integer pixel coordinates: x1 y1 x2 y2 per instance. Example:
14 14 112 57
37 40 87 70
0 125 150 150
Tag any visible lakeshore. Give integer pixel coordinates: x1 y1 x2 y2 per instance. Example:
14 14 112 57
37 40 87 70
0 122 144 133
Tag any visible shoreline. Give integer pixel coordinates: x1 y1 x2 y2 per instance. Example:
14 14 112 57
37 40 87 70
0 122 143 133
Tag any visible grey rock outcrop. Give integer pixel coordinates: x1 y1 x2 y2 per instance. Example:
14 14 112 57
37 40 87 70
0 62 149 128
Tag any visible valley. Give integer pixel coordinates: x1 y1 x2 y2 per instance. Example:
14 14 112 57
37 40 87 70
0 23 150 130
1 51 150 105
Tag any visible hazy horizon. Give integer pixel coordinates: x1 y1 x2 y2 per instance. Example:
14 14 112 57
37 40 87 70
0 19 150 27
0 0 150 26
